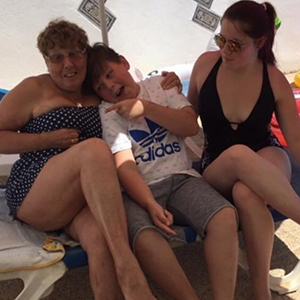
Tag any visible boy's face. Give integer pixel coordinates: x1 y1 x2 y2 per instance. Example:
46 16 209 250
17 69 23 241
93 56 140 103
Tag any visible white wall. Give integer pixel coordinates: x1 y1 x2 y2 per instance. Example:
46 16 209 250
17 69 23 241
0 0 299 90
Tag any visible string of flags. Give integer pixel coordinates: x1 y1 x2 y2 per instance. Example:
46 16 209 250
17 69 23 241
78 0 220 34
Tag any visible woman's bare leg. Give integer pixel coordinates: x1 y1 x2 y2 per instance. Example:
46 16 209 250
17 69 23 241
204 208 238 300
135 229 199 300
65 205 124 300
203 145 300 224
233 181 274 300
203 145 295 300
17 138 155 300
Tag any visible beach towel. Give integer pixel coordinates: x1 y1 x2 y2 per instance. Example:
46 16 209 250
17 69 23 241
0 189 65 273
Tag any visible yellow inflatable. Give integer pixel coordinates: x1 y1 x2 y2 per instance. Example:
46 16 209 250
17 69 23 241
295 72 300 88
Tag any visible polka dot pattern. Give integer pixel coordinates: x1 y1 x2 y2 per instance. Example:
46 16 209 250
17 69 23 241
5 106 102 217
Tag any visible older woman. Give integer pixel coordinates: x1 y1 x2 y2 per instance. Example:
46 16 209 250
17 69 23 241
0 19 179 300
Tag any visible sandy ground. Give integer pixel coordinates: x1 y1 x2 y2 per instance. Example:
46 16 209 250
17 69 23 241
1 220 300 300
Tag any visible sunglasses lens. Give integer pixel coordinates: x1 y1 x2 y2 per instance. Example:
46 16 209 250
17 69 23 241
229 41 242 52
214 34 226 49
215 34 244 53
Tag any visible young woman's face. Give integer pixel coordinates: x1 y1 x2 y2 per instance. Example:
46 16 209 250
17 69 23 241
45 45 87 92
218 19 259 69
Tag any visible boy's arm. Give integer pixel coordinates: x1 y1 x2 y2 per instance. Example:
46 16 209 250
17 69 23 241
114 148 176 235
144 101 198 136
106 100 199 137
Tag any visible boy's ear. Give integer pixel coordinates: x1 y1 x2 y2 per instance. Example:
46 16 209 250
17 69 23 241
255 36 267 49
120 55 130 70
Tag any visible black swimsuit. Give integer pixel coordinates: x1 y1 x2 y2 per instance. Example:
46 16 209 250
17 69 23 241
198 58 281 173
6 106 102 217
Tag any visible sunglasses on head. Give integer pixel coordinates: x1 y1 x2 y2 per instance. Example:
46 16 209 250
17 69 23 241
214 33 245 53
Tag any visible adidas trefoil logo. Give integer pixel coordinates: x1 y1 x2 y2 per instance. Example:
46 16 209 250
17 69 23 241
130 118 180 164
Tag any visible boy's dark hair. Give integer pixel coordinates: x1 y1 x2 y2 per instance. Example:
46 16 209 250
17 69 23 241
85 43 122 92
223 0 277 65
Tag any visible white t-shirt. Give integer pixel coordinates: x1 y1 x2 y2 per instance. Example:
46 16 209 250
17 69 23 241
99 75 200 185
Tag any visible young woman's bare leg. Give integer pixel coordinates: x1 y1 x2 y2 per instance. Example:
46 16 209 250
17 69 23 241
135 229 200 300
203 145 300 224
17 139 156 300
233 182 274 300
204 208 238 300
203 145 296 300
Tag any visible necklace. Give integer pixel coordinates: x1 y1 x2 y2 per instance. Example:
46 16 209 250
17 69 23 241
69 96 84 107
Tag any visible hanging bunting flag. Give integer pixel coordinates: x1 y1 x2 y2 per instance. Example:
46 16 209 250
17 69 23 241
192 5 220 32
193 0 214 9
78 0 116 32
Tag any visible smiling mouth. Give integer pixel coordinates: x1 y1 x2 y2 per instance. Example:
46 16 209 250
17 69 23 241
64 72 77 78
117 86 125 97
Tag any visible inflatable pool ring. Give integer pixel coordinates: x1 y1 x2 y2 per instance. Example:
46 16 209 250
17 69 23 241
147 63 194 82
271 88 300 147
146 63 194 96
294 72 300 88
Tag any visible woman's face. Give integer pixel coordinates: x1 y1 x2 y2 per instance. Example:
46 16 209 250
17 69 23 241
45 45 87 93
219 19 259 69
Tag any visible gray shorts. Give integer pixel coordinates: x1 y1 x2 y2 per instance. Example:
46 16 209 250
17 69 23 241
123 174 237 250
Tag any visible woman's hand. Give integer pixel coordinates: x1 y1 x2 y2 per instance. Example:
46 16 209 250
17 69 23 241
147 202 176 235
161 71 182 93
39 128 80 149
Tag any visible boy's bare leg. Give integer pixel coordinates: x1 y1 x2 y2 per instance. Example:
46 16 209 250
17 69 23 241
204 208 238 300
135 229 200 300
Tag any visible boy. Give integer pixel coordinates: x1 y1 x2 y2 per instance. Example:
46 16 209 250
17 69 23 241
87 43 238 300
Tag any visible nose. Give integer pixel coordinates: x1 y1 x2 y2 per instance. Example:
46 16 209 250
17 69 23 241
62 55 74 67
103 78 114 90
222 42 233 55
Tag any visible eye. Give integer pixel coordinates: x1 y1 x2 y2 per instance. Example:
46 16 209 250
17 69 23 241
68 51 77 59
106 70 113 79
49 54 64 63
232 40 244 52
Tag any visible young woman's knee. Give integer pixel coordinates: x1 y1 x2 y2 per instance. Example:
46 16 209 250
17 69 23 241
232 181 265 211
218 145 261 176
223 144 254 163
232 181 253 200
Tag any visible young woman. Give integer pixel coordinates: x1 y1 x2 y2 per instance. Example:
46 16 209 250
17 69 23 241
188 1 300 299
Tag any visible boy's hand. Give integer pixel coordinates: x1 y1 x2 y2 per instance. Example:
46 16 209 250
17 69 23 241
148 203 176 236
105 99 146 120
161 71 182 93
